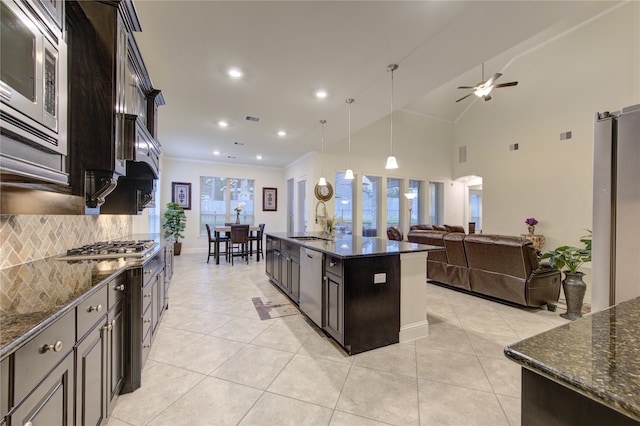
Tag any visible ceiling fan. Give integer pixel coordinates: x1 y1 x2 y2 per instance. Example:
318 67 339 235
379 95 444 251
455 63 518 103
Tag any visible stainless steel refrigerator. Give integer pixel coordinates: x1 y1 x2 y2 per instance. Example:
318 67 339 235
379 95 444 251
592 104 640 312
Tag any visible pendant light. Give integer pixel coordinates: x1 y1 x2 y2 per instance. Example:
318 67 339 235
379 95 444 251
385 63 399 169
318 119 327 186
345 98 355 180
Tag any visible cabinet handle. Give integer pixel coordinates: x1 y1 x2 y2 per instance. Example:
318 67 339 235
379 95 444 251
24 422 33 426
323 276 328 282
144 293 152 298
114 284 125 291
143 344 151 348
102 322 113 332
143 319 151 323
41 341 63 353
329 261 336 267
88 304 103 313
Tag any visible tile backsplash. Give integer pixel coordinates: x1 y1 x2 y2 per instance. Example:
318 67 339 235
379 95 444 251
0 215 132 269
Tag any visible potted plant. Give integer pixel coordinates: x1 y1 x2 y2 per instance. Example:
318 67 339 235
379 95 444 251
540 230 592 320
163 202 187 255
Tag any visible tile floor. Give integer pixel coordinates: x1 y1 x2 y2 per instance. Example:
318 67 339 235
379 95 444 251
108 253 568 426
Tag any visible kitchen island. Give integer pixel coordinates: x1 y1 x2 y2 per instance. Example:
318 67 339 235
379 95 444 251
265 232 442 355
504 296 640 425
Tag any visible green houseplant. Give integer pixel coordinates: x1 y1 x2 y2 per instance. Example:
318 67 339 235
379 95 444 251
540 230 592 320
163 202 187 255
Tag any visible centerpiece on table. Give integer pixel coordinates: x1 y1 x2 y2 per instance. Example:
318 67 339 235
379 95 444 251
233 202 245 224
540 230 592 320
321 216 343 241
525 217 539 235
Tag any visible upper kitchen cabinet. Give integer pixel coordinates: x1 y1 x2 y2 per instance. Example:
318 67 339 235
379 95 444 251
66 0 164 213
0 0 69 187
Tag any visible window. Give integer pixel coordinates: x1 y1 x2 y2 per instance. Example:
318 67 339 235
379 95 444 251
386 177 401 229
335 172 353 234
407 179 423 226
429 181 444 225
469 186 482 230
200 177 255 234
362 175 380 236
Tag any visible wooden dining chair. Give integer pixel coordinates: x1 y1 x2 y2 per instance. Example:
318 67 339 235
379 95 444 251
229 224 250 265
206 224 227 263
249 223 265 259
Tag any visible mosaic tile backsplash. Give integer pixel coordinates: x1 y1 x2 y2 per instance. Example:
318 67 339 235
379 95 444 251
0 215 132 269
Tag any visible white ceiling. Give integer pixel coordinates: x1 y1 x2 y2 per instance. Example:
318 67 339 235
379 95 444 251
132 1 615 168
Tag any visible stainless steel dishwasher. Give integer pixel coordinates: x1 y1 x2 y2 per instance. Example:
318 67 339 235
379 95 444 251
299 247 324 327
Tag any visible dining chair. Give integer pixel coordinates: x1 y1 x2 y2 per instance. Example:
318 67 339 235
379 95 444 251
206 224 227 263
249 223 265 259
229 224 250 265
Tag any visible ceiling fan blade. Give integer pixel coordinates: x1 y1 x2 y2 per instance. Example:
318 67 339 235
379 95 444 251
457 86 475 89
456 93 473 103
483 94 492 102
493 81 518 88
485 73 502 86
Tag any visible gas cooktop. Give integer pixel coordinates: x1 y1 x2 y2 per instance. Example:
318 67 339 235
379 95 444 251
56 240 157 261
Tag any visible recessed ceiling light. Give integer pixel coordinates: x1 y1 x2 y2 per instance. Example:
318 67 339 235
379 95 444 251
277 130 287 137
228 68 243 79
218 120 228 128
315 90 328 99
213 150 220 155
256 155 263 160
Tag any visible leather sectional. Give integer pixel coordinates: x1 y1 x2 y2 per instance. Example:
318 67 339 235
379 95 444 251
407 228 561 309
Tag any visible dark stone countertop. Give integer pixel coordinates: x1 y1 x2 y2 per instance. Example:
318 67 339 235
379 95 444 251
266 232 443 258
504 296 640 421
0 234 168 359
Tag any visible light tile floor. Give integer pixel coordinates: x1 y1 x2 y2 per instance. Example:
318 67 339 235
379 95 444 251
108 253 568 426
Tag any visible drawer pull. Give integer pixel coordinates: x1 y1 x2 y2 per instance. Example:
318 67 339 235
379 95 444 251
102 322 113 332
41 341 63 353
143 319 151 323
144 270 152 275
24 422 33 426
144 292 152 298
143 344 151 348
88 304 103 313
114 284 125 291
329 261 336 267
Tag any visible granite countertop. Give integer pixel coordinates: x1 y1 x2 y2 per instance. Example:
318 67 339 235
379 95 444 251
267 232 443 258
0 234 168 359
504 296 640 421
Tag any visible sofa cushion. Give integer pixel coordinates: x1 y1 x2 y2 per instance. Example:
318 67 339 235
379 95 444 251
444 224 465 233
432 225 447 231
410 224 434 231
443 233 467 267
463 234 535 279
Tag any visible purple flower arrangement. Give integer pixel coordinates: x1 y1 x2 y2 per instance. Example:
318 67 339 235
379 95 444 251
525 217 538 226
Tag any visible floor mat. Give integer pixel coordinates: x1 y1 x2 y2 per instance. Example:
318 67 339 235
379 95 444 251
252 297 300 320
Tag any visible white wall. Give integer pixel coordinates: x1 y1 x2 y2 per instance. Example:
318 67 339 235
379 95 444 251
453 2 640 251
160 157 286 253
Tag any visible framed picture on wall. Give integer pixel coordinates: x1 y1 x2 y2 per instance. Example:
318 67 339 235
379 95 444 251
263 187 277 211
172 182 192 210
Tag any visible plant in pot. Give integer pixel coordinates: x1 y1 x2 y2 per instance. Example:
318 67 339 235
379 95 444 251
163 202 187 255
540 230 592 320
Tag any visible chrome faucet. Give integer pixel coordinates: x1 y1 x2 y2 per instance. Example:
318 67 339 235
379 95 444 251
315 200 327 224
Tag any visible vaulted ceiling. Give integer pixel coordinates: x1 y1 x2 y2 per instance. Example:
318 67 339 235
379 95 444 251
132 1 616 168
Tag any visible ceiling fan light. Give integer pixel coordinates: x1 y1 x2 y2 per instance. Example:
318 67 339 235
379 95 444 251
345 169 354 180
385 155 398 169
318 176 327 186
474 86 492 97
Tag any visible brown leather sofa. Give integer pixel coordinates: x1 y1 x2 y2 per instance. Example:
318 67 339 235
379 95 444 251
408 230 561 309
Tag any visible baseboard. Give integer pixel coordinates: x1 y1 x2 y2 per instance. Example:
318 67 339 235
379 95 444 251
399 320 429 343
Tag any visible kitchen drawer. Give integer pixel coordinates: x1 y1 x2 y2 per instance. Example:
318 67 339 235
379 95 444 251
14 309 75 405
108 273 126 310
267 237 280 250
143 255 163 287
142 280 154 313
325 255 343 278
142 303 152 340
77 284 108 340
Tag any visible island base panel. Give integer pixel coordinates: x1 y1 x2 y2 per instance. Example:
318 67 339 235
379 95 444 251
522 369 640 426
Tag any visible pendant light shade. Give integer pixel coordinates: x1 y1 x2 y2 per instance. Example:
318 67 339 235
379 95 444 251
318 119 327 186
345 98 355 180
385 64 399 169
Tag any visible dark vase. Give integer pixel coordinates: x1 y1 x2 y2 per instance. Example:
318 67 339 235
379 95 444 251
173 242 182 256
236 212 240 224
560 271 586 320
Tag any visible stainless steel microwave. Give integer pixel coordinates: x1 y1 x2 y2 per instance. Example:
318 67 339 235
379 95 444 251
0 0 66 156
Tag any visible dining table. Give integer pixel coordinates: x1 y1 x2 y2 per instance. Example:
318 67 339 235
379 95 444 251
213 225 261 264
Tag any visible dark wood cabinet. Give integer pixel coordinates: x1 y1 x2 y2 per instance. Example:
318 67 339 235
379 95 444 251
75 316 108 425
324 255 344 345
266 237 300 302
